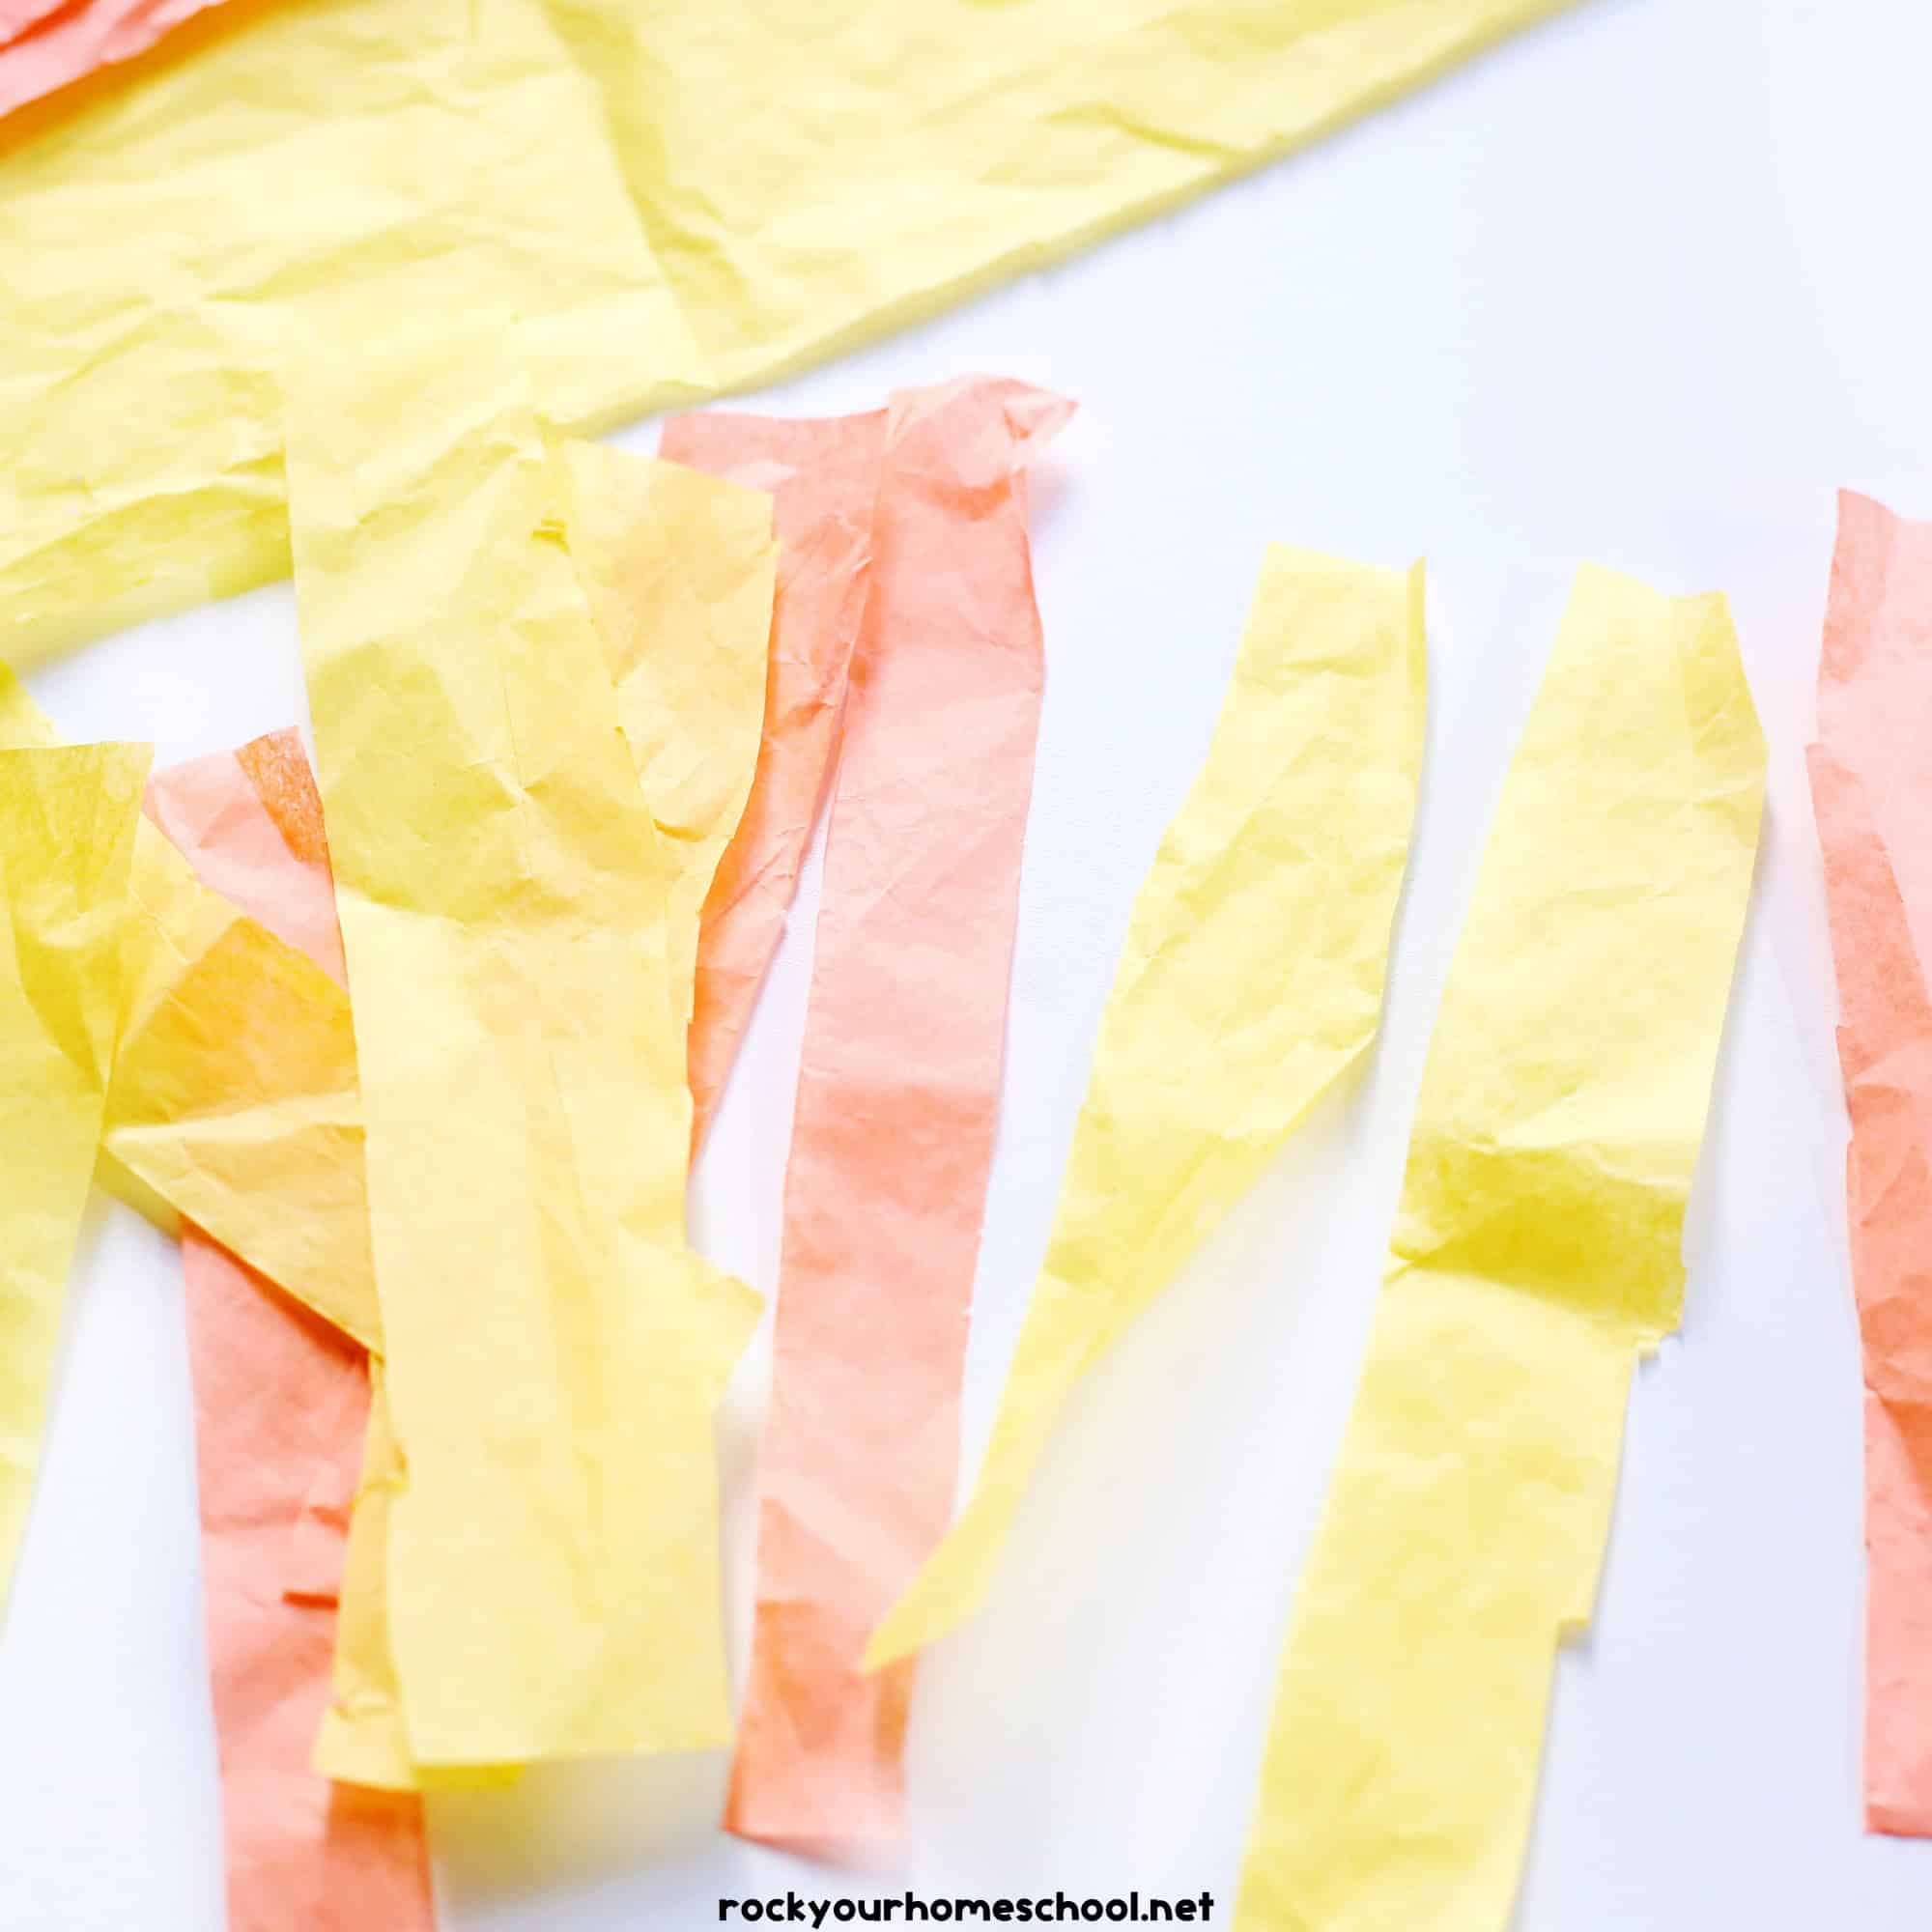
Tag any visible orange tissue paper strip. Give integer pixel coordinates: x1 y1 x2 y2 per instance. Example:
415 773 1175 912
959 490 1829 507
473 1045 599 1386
152 731 434 1932
659 407 886 1147
726 377 1071 1847
1810 491 1932 1838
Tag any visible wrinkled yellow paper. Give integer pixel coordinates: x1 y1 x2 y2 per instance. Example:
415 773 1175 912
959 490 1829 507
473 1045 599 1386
0 0 1580 660
0 739 148 1614
315 437 775 1791
104 838 380 1351
867 545 1426 1671
1233 568 1764 1932
556 440 778 1036
0 665 380 1350
285 325 757 1769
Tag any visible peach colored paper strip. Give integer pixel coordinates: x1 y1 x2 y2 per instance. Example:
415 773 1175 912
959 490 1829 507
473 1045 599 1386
1809 490 1932 1836
152 733 434 1932
658 408 886 1146
727 377 1071 1847
0 0 239 119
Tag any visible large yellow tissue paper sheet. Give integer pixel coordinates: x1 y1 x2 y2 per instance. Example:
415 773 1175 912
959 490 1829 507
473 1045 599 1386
0 0 1581 661
0 740 148 1614
868 544 1425 1671
1233 567 1763 1932
284 328 757 1770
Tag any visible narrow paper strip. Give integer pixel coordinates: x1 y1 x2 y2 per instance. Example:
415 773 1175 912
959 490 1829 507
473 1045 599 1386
150 732 433 1932
727 377 1070 1846
0 740 148 1615
285 328 756 1769
869 544 1426 1671
658 409 886 1143
1233 567 1763 1932
1807 490 1932 1836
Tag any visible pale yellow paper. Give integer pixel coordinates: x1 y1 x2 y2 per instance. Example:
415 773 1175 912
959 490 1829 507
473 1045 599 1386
0 740 148 1614
867 546 1426 1670
1233 567 1764 1932
316 440 775 1790
1 0 1581 661
285 325 756 1770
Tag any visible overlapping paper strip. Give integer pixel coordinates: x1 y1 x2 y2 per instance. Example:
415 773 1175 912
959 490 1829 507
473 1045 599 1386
0 668 374 1357
660 409 886 1144
1 416 783 1788
0 738 147 1616
869 544 1426 1673
1808 492 1932 1836
0 0 1583 659
149 735 434 1932
282 327 771 1772
0 0 237 120
727 379 1068 1846
1233 567 1763 1932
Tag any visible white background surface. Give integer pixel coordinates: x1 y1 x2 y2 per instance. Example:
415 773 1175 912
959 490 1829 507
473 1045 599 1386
2 0 1929 1924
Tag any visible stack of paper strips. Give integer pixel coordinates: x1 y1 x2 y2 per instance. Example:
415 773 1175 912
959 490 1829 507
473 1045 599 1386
1808 492 1932 1837
0 0 1585 658
151 734 434 1932
870 543 1428 1673
1233 567 1764 1932
728 378 1069 1845
280 323 773 1776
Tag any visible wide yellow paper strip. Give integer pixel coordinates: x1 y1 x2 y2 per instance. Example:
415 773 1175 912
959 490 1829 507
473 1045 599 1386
0 740 148 1614
0 0 1581 661
867 545 1426 1671
314 439 776 1791
285 327 756 1769
1233 567 1764 1932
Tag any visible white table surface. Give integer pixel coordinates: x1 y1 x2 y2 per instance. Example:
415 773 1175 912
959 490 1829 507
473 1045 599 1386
4 0 1930 1924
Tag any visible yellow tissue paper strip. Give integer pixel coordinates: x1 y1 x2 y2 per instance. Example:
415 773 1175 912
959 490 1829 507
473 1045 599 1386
555 440 778 1037
285 327 758 1770
1232 567 1764 1932
0 0 1580 661
315 439 776 1791
0 739 148 1615
867 545 1427 1671
0 664 381 1351
103 836 380 1351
